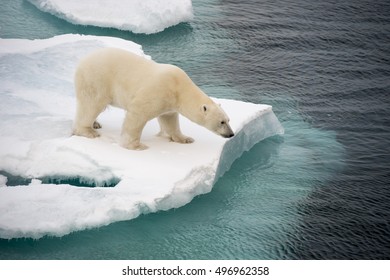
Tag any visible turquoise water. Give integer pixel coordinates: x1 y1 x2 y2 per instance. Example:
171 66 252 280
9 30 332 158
1 0 389 259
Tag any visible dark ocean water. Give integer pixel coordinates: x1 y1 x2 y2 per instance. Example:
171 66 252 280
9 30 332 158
1 0 390 259
217 0 390 259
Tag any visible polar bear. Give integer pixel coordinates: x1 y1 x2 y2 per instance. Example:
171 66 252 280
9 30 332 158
72 48 234 150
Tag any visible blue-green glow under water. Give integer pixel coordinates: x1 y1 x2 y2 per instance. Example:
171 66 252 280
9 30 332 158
1 0 389 259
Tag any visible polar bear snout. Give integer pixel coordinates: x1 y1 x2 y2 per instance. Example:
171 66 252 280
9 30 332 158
223 131 235 138
221 126 235 138
217 122 234 138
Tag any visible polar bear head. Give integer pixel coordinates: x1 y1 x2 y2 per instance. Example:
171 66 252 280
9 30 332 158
201 103 234 138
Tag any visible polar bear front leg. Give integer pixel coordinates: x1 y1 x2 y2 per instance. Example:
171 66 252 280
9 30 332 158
121 112 149 150
158 112 194 144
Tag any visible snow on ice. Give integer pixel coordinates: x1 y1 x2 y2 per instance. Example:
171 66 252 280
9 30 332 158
0 34 284 239
27 0 194 34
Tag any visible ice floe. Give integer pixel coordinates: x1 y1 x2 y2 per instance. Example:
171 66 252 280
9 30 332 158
0 34 283 239
27 0 194 34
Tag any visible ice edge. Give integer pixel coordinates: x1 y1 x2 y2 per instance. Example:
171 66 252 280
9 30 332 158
155 106 284 213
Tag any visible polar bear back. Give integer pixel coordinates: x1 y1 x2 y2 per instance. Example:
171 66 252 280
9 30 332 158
75 48 182 111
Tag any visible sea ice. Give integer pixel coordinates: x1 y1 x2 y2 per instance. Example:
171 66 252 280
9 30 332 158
27 0 194 34
0 34 284 239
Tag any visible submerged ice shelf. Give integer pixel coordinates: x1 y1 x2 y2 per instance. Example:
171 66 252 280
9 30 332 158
27 0 194 34
0 34 284 239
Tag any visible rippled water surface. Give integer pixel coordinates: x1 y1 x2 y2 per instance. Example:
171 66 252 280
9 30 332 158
1 0 390 259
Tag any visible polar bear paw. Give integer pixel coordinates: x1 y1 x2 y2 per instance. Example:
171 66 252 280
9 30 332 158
93 121 102 129
170 134 194 144
122 140 149 150
133 143 149 150
73 127 100 138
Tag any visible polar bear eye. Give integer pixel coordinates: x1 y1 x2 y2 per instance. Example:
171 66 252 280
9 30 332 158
221 121 225 125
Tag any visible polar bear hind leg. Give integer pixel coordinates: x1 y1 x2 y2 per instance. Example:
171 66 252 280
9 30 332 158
158 112 194 144
121 111 149 150
73 91 107 138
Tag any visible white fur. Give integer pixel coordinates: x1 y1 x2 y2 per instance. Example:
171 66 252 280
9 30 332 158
73 48 234 150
